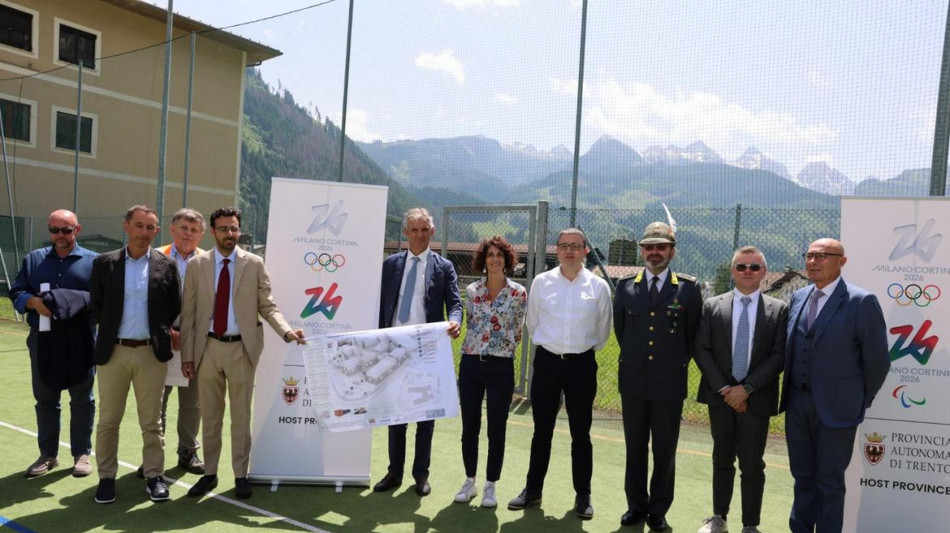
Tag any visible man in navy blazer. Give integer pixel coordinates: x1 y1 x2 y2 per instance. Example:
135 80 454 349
373 207 463 497
780 238 889 533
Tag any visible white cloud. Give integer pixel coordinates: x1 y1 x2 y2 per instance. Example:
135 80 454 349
337 108 381 143
442 0 519 9
804 154 833 165
558 77 837 157
807 68 829 90
496 93 519 105
415 49 466 85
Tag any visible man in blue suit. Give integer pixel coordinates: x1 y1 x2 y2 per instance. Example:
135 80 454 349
373 207 463 497
780 238 889 533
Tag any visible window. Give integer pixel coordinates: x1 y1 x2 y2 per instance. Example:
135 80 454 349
55 111 93 153
0 3 33 52
58 24 96 69
0 98 30 142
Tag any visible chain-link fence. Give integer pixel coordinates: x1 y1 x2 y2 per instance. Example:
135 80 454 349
436 203 841 452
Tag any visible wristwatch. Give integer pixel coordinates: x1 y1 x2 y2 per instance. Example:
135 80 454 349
742 383 754 395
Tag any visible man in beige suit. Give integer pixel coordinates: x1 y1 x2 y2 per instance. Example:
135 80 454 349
180 207 304 500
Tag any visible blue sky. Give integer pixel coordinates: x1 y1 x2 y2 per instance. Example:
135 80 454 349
148 0 947 182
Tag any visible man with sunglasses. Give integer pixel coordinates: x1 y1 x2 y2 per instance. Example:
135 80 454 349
694 246 788 533
11 210 98 478
780 238 888 533
614 221 703 532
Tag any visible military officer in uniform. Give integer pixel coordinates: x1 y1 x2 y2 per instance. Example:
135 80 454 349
614 222 703 532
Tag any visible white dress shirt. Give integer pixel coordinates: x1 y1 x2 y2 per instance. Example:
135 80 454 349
731 288 760 368
526 266 613 354
393 249 428 327
645 268 669 293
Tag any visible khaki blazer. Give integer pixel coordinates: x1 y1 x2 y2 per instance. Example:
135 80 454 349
180 246 293 369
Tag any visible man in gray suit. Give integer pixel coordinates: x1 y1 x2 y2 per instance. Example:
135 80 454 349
694 246 788 533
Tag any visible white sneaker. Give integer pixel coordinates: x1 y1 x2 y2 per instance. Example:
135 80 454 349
481 481 497 508
698 515 728 533
454 478 477 503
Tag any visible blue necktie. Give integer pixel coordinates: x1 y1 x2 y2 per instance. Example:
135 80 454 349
398 256 420 323
732 296 751 382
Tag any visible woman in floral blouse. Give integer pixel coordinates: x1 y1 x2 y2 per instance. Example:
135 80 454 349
454 236 527 509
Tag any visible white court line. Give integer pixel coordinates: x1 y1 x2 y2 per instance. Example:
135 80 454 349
0 420 331 533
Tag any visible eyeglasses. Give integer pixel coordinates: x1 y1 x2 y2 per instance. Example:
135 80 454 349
733 263 763 272
215 226 241 234
48 226 75 235
641 244 671 252
802 252 842 261
557 243 585 251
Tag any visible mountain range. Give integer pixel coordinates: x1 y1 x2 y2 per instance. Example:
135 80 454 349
359 134 935 209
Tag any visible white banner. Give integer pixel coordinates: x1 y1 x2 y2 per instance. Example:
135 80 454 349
248 178 387 486
842 197 950 530
301 322 459 433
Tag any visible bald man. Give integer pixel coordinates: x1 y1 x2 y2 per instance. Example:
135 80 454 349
10 209 98 478
780 238 889 533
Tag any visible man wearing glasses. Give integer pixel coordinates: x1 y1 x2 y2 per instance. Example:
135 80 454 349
614 221 703 532
11 210 97 479
508 228 612 520
694 246 788 533
180 206 305 500
780 238 888 533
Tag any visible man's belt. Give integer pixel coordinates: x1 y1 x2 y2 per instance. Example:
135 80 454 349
208 332 242 343
116 338 151 348
538 345 593 360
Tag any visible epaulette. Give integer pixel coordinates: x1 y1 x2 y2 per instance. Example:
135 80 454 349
676 272 697 283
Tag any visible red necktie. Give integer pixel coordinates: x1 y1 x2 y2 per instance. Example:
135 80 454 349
213 258 230 337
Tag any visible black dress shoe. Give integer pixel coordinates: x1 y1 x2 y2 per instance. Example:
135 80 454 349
647 514 669 532
621 510 647 526
235 477 252 499
187 475 218 497
574 494 594 520
145 476 170 502
414 479 431 496
373 473 402 492
136 465 144 479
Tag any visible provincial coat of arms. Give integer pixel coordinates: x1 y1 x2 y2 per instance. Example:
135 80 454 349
282 377 300 406
864 432 886 466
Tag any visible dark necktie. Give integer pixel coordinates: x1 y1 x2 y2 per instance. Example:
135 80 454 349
806 289 824 330
213 258 231 337
732 296 751 381
650 276 660 306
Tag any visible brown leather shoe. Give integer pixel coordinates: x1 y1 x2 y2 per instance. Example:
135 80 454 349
373 473 402 492
72 454 92 477
178 451 205 475
26 455 58 478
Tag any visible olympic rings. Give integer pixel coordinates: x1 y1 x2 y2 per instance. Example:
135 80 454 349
304 252 346 273
886 283 940 307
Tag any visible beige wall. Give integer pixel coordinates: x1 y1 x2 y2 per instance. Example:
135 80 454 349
0 0 252 227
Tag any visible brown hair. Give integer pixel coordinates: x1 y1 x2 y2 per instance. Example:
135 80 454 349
472 236 517 276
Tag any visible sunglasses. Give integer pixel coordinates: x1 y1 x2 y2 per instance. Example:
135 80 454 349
641 244 671 251
48 226 76 235
733 263 763 272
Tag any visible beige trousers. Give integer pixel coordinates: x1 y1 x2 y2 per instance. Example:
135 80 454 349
198 337 255 477
95 344 167 479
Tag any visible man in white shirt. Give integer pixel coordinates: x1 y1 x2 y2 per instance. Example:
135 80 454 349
507 228 612 520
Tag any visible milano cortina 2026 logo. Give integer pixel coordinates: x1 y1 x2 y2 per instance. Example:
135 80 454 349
887 218 943 409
